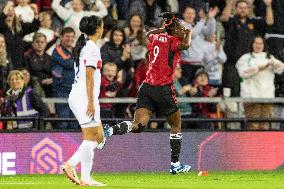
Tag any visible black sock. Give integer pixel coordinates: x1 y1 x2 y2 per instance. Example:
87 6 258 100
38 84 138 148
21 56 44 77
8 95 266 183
112 122 129 135
170 133 182 163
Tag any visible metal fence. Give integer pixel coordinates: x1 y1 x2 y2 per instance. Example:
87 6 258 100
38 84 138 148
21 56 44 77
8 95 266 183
1 97 284 131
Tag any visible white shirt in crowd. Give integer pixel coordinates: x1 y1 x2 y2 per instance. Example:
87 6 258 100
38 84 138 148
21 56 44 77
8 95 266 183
236 52 284 98
180 18 216 64
15 5 34 23
203 42 227 85
52 0 107 44
71 40 102 96
23 27 55 43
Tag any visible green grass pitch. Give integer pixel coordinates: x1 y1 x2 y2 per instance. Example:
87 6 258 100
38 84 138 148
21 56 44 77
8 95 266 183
1 171 284 189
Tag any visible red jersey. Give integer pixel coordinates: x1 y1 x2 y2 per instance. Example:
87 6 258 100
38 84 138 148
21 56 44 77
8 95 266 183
144 33 181 86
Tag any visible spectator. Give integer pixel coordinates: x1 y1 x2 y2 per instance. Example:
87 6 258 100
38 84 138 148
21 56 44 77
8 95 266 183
254 0 284 98
0 1 39 69
101 0 118 20
15 0 36 23
254 0 284 61
102 26 134 118
1 70 48 129
220 0 274 96
178 0 210 18
180 6 218 84
129 50 150 97
97 0 118 46
33 0 52 12
125 13 147 62
203 33 227 87
189 68 218 129
100 62 122 118
24 11 56 44
21 68 47 98
51 27 76 129
127 0 162 28
0 0 7 10
115 0 128 20
236 36 284 130
173 64 192 128
256 0 284 124
166 0 179 14
24 33 52 97
52 0 107 43
101 26 132 72
0 34 12 98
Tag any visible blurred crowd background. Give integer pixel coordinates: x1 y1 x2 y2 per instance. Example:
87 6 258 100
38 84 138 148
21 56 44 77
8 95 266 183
0 0 284 131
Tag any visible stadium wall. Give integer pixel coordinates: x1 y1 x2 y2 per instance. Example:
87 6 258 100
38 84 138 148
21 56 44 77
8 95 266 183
0 132 284 175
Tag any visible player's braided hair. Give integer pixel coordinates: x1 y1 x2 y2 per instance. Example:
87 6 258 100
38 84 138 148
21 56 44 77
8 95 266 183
159 12 181 35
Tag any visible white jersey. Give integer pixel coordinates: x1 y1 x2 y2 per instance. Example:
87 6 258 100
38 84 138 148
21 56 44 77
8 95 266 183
71 40 102 96
69 40 102 126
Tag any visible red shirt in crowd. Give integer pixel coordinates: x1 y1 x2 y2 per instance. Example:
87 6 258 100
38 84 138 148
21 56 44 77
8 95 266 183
99 75 122 109
144 33 181 86
34 0 52 11
129 59 150 97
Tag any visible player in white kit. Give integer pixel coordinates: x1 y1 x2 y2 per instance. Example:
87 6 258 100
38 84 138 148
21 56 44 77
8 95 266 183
60 15 106 187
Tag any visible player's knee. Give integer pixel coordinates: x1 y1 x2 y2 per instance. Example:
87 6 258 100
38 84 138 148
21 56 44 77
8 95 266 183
132 123 145 133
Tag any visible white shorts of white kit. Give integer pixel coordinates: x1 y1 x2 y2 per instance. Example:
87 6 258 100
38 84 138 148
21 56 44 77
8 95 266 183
68 91 101 128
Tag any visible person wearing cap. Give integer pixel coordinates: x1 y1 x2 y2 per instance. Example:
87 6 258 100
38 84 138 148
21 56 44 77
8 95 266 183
189 68 218 129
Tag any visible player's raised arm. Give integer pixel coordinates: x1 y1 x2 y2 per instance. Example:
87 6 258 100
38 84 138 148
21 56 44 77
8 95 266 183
146 28 165 41
178 29 192 51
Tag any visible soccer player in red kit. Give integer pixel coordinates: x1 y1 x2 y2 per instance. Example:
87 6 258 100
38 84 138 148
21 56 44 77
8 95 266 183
104 12 192 174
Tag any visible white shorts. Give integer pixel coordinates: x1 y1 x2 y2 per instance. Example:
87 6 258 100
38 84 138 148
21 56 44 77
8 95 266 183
68 91 101 128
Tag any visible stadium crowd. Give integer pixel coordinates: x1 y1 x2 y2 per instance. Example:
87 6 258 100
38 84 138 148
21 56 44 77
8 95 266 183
0 0 283 130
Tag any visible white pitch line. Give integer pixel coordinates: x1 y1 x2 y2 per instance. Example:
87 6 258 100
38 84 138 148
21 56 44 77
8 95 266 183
0 182 36 185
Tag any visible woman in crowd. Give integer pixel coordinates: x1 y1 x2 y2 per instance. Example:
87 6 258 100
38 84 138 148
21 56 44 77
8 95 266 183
24 11 56 45
101 26 132 72
124 13 147 62
15 0 35 23
1 70 48 129
52 0 107 43
0 34 12 98
101 26 133 118
180 5 218 84
0 1 40 69
236 36 284 130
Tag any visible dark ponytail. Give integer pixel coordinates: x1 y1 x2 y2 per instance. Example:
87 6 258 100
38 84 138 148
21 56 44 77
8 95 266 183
73 16 103 67
73 34 87 67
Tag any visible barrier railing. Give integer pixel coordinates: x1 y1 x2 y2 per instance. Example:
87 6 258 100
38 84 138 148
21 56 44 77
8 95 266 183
0 97 283 131
42 97 284 104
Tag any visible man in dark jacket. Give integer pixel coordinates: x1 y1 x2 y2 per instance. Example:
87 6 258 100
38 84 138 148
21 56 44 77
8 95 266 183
220 0 274 96
254 0 284 97
51 27 77 129
0 1 40 69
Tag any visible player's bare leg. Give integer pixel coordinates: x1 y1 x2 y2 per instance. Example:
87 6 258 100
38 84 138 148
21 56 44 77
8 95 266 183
62 125 106 186
167 110 191 174
105 108 152 136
